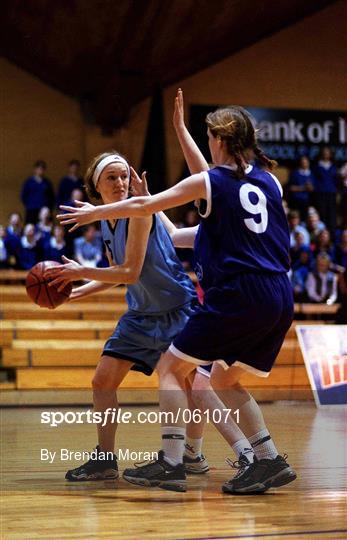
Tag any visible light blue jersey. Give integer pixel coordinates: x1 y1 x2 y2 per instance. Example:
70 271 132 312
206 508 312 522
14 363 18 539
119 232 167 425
100 215 196 314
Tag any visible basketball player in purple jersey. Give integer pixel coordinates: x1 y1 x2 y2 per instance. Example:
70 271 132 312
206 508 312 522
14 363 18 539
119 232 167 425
58 90 297 494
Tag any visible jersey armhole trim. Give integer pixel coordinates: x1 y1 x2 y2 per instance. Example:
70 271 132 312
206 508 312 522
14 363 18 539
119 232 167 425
150 214 156 234
268 172 283 198
198 171 212 218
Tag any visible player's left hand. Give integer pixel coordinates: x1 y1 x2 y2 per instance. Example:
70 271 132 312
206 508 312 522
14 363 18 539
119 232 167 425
173 88 185 131
130 167 150 197
57 201 97 232
44 256 84 290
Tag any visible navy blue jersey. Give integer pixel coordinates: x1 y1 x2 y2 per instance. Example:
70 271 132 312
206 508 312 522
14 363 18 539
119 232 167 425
101 215 196 315
194 165 290 291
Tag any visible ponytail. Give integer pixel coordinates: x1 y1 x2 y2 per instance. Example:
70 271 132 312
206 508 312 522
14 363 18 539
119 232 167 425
253 145 277 171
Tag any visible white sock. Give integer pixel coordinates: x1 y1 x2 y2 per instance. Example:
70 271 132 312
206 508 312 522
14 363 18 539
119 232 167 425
232 438 255 463
162 426 185 466
185 437 203 458
249 429 278 460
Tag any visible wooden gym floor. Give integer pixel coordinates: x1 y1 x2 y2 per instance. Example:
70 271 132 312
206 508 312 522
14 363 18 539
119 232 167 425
1 402 346 539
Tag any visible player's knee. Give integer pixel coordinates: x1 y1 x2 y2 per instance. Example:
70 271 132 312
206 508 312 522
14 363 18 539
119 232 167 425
189 373 211 407
92 371 118 391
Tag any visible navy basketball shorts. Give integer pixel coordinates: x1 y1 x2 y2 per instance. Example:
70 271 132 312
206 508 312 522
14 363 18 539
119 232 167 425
102 301 195 376
170 273 294 377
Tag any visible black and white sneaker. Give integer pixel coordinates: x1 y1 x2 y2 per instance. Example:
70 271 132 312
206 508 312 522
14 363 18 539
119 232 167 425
65 445 118 481
222 453 297 494
122 450 187 492
183 453 209 474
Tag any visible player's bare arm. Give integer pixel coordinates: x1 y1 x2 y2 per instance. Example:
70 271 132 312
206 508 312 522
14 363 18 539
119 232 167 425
68 251 121 300
57 173 207 231
44 216 152 288
69 280 118 301
173 88 209 174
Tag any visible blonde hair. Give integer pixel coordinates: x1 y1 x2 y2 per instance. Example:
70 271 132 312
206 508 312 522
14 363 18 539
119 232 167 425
84 151 129 202
206 106 277 179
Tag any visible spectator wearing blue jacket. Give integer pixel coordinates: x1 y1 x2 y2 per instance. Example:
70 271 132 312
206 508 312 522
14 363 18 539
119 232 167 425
42 225 67 262
17 224 41 270
288 210 310 248
73 224 102 268
57 160 84 207
5 213 23 266
35 206 53 247
288 156 315 220
21 161 55 224
335 230 347 269
0 225 11 268
291 248 312 302
313 147 338 232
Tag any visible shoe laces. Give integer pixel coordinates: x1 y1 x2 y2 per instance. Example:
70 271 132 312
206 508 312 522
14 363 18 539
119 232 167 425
225 457 246 470
225 454 254 479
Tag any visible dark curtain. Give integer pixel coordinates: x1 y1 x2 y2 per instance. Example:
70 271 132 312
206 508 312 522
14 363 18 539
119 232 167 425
140 87 167 194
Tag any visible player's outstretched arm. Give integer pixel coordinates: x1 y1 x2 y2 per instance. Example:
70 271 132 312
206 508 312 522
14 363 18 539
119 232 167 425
173 88 209 174
57 173 206 232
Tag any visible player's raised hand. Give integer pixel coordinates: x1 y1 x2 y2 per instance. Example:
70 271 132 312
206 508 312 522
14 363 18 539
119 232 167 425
173 88 185 131
57 200 97 232
130 167 150 196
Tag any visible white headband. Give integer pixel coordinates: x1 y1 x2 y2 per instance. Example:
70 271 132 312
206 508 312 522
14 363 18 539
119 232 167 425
92 155 130 187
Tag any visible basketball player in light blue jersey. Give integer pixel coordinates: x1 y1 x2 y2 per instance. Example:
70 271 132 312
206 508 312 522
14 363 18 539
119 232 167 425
46 150 209 481
57 90 297 494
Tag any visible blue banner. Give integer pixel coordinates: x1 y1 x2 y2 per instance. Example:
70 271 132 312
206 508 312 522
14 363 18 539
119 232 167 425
190 105 347 165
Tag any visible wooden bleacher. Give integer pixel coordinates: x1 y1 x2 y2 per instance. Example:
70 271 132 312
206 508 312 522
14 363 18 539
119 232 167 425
0 274 340 402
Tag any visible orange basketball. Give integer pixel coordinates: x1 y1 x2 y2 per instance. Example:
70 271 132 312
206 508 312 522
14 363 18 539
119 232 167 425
25 260 72 309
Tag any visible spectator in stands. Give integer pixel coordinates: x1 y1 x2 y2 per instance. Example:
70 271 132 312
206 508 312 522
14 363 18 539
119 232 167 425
312 229 335 261
287 156 314 220
42 225 67 262
6 212 23 238
290 231 309 266
313 147 338 232
74 224 102 268
5 213 23 266
21 160 55 224
335 229 347 269
68 188 84 207
335 268 347 324
291 248 311 302
18 223 40 270
306 253 337 304
0 225 10 268
288 210 309 247
305 208 326 244
62 188 85 257
57 160 84 207
35 206 53 246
